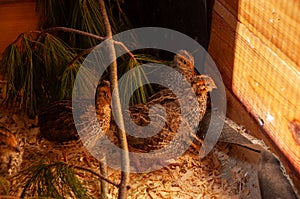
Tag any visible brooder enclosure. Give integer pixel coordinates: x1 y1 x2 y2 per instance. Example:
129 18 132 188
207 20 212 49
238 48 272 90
0 0 299 198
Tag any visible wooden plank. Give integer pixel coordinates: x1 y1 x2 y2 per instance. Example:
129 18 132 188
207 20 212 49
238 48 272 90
208 7 236 90
219 0 300 68
0 1 38 57
208 0 300 178
232 17 300 171
225 87 265 140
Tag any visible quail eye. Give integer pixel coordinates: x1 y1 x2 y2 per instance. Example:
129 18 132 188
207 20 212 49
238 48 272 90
183 60 187 64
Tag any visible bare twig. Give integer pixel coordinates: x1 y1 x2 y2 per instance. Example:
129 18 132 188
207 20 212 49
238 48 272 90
72 165 119 187
46 27 134 58
0 196 21 199
47 27 106 40
98 0 130 198
99 157 109 199
6 27 134 59
68 46 96 67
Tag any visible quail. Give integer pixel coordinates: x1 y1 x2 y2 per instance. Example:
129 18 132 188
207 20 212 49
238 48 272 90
38 50 217 165
157 50 195 90
38 80 112 144
170 49 195 80
125 74 216 152
38 100 77 142
75 80 112 149
122 50 216 152
0 125 23 176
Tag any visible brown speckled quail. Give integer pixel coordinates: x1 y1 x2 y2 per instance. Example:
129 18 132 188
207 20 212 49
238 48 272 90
38 80 112 143
126 74 216 152
0 126 23 176
38 100 77 142
38 50 216 164
124 50 216 153
170 49 195 78
75 80 112 149
158 50 195 90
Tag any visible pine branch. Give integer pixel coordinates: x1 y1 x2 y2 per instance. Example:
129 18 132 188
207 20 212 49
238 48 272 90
5 27 134 59
46 27 134 58
68 46 96 67
47 27 106 40
72 165 119 187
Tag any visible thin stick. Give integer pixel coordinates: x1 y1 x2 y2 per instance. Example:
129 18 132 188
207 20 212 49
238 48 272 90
68 46 96 67
98 0 130 198
73 165 119 187
0 196 21 199
99 157 109 199
46 27 134 58
47 27 106 40
7 27 135 59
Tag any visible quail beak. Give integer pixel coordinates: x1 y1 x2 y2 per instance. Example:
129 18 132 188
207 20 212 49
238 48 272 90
200 75 217 92
191 75 217 92
206 82 217 92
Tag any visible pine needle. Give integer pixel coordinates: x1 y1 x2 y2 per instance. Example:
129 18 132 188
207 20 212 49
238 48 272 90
19 161 93 199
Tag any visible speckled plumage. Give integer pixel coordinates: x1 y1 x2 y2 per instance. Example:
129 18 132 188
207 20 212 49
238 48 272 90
38 80 112 144
126 75 215 152
170 50 195 80
37 50 216 161
0 126 23 176
160 50 196 89
125 50 216 153
77 80 112 149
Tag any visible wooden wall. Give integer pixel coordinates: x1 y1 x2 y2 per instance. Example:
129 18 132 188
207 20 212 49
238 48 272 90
208 0 300 187
0 1 38 57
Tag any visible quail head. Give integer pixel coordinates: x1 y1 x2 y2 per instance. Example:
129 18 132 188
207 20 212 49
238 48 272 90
160 50 196 90
171 49 195 79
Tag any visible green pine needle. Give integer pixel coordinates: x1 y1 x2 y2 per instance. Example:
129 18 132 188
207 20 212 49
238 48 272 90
19 161 93 199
